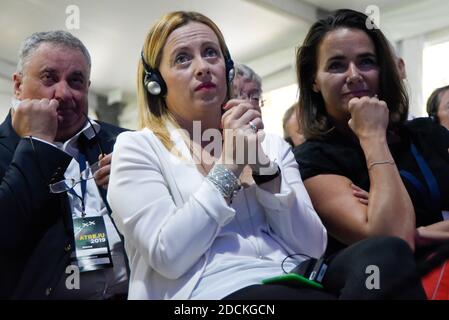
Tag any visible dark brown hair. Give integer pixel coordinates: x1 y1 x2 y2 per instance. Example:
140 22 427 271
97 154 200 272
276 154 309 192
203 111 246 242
296 9 408 139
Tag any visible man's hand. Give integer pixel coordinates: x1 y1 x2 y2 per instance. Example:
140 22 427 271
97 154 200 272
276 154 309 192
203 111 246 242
11 98 58 143
94 153 112 189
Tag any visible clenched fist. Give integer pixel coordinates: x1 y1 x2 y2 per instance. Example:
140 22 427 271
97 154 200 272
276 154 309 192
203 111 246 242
12 98 59 143
347 95 389 141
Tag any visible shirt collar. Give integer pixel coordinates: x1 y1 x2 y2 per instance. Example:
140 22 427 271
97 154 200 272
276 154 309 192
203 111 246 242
54 119 101 158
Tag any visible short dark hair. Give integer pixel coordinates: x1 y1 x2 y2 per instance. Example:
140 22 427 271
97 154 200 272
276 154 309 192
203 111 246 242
296 9 408 139
426 85 449 123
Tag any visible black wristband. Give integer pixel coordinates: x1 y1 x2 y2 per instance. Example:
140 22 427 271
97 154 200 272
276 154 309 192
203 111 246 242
252 165 281 185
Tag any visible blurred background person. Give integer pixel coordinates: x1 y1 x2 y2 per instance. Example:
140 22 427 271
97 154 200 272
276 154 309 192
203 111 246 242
283 102 306 147
427 85 449 130
232 63 263 108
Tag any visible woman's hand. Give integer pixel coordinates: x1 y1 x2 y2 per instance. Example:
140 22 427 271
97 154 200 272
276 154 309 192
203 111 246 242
220 98 267 175
351 183 369 205
348 96 389 142
415 221 449 247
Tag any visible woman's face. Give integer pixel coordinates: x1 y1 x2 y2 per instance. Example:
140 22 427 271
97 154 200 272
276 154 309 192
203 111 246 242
313 28 379 123
159 21 227 125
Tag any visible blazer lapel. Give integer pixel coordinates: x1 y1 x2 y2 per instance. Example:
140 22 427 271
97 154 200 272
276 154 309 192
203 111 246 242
0 111 21 153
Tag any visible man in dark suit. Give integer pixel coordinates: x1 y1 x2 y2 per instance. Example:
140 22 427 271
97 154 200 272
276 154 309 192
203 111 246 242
0 31 128 299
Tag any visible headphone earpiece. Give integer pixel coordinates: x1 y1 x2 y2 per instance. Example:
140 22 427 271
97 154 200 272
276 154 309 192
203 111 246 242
141 51 167 96
429 112 437 122
144 69 166 96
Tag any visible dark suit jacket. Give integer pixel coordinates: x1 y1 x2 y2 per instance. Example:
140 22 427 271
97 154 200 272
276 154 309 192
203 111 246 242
0 112 127 299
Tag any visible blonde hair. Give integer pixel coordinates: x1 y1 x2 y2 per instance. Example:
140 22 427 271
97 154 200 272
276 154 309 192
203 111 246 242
138 11 232 151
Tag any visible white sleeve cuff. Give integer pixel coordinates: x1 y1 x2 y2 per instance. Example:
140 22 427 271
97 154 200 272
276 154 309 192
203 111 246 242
255 182 296 212
192 180 236 226
27 136 58 149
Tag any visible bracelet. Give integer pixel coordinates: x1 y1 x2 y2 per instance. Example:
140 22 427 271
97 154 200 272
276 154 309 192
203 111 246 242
206 164 241 201
368 159 395 170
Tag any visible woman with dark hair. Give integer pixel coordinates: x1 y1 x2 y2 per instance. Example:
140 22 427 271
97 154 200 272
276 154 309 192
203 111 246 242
294 9 449 259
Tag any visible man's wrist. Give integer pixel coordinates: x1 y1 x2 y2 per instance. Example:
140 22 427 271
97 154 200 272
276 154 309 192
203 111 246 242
27 135 57 147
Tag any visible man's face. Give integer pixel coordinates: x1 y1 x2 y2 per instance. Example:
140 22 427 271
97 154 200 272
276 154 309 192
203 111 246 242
14 42 90 141
232 75 262 111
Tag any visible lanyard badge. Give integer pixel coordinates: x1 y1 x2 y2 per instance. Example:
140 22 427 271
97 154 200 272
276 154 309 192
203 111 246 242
71 151 112 272
72 216 113 272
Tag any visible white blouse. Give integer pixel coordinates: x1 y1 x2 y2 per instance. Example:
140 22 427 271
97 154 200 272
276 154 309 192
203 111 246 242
107 125 327 300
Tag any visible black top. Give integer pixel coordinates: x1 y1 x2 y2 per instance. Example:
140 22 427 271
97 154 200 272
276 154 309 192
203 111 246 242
294 117 449 255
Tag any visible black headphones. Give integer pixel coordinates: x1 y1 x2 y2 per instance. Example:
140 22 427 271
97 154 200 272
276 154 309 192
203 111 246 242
141 51 167 96
141 50 235 97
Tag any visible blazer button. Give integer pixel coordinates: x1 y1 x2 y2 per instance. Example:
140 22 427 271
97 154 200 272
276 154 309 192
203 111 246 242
64 244 71 252
45 287 52 296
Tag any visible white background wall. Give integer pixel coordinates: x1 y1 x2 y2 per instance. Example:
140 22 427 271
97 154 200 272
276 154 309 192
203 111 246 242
0 77 13 120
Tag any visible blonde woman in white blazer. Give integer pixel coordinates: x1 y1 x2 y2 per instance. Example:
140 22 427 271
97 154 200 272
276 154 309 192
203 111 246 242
107 11 425 300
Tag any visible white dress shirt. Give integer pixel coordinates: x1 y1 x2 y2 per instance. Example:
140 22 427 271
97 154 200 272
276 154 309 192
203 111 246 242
44 120 128 299
108 124 327 300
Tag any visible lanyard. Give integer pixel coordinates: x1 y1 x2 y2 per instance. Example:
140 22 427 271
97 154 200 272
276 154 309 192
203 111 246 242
399 143 441 213
68 153 88 216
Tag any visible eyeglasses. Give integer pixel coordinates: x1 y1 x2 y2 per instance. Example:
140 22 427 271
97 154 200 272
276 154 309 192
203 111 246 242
236 91 265 108
49 161 100 193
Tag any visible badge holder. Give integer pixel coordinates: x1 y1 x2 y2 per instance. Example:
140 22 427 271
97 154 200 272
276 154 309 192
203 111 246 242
72 216 113 272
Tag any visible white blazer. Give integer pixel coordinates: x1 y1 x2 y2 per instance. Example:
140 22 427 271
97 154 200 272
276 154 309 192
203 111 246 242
108 124 327 299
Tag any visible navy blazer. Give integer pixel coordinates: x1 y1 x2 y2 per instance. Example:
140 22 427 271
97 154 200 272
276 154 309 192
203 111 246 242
0 112 127 299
